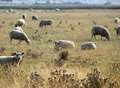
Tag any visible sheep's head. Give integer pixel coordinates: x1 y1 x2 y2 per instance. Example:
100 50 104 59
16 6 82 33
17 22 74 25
15 52 24 66
54 41 60 50
106 33 111 40
26 39 31 45
15 52 24 58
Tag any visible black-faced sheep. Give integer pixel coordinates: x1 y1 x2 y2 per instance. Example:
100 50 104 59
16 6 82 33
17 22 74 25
32 16 38 20
15 19 25 27
91 25 111 40
81 42 96 50
54 40 75 50
0 52 24 66
22 14 27 20
114 25 120 38
9 30 31 45
39 20 52 27
114 17 120 24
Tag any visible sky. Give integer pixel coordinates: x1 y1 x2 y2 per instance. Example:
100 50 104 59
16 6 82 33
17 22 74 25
37 0 120 4
3 0 120 5
58 0 120 4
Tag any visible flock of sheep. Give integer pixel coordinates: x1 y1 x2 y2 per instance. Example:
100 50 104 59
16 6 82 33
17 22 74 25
54 17 120 50
0 12 120 66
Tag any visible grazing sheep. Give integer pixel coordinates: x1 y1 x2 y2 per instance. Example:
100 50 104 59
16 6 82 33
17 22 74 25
39 20 52 27
54 40 75 50
8 9 14 13
58 50 69 60
91 25 111 40
114 25 120 38
9 30 31 45
0 52 24 66
15 19 25 27
32 16 38 20
55 8 61 12
114 17 120 24
22 14 27 20
81 42 96 50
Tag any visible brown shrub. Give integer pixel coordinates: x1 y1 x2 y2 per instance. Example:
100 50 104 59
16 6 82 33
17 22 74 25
54 50 69 67
24 71 45 88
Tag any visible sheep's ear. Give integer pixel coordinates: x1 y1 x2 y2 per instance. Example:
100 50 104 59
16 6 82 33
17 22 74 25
22 52 24 55
54 41 58 44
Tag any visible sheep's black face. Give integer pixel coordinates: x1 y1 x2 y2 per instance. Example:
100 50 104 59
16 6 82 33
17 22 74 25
106 35 110 40
15 52 24 61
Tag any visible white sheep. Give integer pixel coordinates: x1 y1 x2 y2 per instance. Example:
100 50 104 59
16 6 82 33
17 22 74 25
9 30 31 45
54 40 75 50
0 52 24 66
114 17 120 24
15 19 25 27
22 14 27 20
81 42 96 50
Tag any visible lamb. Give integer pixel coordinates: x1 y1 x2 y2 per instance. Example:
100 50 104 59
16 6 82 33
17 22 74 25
9 30 31 45
114 25 120 38
0 52 24 66
81 42 96 50
91 25 111 40
15 19 25 27
32 16 38 20
54 40 75 50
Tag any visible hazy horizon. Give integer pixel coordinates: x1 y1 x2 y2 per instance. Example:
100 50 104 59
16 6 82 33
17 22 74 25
1 0 120 5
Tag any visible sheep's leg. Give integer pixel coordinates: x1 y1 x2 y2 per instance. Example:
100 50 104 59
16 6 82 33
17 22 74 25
10 37 13 43
91 34 94 40
16 60 22 67
92 35 96 40
101 36 103 40
117 34 119 39
94 35 97 40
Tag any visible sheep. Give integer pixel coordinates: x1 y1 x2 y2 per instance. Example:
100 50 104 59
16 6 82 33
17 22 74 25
114 25 120 38
8 9 14 13
114 17 120 24
9 30 31 45
54 40 75 50
22 14 27 20
0 52 24 66
81 42 96 50
39 20 52 27
91 25 111 40
32 16 38 20
15 19 25 27
55 8 61 12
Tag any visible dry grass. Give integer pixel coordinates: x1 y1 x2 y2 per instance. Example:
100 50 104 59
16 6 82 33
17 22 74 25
0 9 119 88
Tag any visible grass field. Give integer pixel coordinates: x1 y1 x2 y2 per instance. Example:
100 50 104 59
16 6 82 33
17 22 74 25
0 9 120 88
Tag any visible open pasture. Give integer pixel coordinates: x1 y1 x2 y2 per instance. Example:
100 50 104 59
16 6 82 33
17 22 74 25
0 9 120 88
